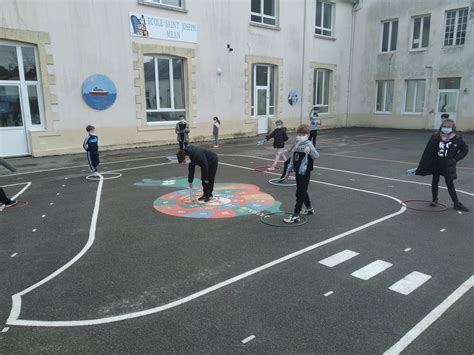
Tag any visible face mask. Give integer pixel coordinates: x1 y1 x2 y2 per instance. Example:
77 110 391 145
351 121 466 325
441 127 453 135
184 158 191 165
276 125 282 129
296 135 308 143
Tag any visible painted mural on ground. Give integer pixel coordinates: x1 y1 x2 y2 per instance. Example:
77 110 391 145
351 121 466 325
135 178 282 219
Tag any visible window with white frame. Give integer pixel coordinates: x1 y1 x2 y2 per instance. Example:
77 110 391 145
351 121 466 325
411 15 430 49
375 80 394 113
381 19 398 52
404 79 425 114
251 64 276 117
315 0 334 37
444 8 468 46
139 0 183 9
251 0 277 26
313 69 331 113
144 55 186 123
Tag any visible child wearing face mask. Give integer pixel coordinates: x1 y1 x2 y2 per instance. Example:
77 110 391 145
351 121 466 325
265 120 288 171
416 119 469 211
212 116 220 148
282 124 319 223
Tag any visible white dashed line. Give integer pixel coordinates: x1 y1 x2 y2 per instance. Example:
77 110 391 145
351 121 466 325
32 229 37 232
350 178 355 181
351 260 393 280
50 203 53 206
388 185 394 188
389 271 432 295
241 335 255 344
41 215 46 218
56 193 60 196
324 291 334 297
1 327 9 333
404 248 411 252
440 228 446 232
319 250 359 267
10 253 18 258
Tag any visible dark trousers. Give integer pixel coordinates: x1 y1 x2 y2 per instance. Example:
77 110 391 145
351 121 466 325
309 130 318 147
202 158 218 196
87 152 100 172
432 172 458 203
0 187 13 204
280 159 291 179
179 140 188 150
294 173 312 215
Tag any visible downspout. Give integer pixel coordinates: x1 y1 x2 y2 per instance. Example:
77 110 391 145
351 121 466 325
300 0 308 125
346 0 361 128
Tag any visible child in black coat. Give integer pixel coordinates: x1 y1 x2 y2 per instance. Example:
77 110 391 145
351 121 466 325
265 120 288 171
416 119 469 211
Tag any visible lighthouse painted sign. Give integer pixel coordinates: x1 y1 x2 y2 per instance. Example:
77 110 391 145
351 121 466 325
129 13 197 43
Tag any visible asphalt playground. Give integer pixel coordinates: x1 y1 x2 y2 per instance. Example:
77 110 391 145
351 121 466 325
0 128 473 354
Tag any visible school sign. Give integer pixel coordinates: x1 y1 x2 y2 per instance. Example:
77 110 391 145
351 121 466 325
129 12 197 43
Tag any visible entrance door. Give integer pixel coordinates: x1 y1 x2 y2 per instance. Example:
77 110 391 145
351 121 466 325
434 78 460 128
253 64 275 134
0 84 29 156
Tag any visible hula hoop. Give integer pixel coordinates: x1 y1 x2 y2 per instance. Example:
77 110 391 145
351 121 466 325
259 212 308 227
254 166 279 173
0 200 28 212
401 199 448 212
268 178 296 186
86 172 122 181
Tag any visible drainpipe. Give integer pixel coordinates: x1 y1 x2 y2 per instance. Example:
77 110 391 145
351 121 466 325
346 0 361 128
299 0 308 126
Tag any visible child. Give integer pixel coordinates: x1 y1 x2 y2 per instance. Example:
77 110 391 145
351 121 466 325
283 124 319 223
175 115 190 150
0 157 18 209
177 145 219 203
309 107 321 147
415 119 469 211
265 120 288 171
212 116 220 148
83 125 100 176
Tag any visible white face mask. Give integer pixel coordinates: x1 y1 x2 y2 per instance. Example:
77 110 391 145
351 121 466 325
184 158 191 165
276 125 282 129
296 135 308 143
441 127 453 135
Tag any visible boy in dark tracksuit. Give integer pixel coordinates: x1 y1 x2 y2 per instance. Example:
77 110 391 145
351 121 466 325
283 124 319 223
416 119 469 211
83 125 100 175
265 120 288 171
177 145 218 202
0 157 18 208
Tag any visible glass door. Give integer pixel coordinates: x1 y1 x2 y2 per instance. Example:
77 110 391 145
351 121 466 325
435 78 460 128
253 64 274 134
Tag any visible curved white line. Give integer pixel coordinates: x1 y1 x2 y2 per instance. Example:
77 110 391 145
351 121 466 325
0 182 32 201
7 158 406 327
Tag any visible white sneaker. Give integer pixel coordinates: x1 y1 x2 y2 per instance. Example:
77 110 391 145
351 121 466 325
93 172 99 177
283 215 301 224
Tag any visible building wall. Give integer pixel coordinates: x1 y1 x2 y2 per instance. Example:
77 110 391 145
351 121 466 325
348 0 474 131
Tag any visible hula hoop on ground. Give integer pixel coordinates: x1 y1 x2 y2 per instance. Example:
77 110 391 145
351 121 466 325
259 212 308 227
268 178 296 186
0 200 28 212
254 166 279 173
86 172 122 181
401 199 448 212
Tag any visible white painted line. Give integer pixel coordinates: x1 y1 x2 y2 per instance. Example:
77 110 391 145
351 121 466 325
49 203 53 206
11 253 18 258
319 250 359 267
32 229 37 233
1 327 9 333
389 271 432 295
350 260 393 280
7 159 407 327
404 248 411 252
350 178 355 181
458 211 462 214
241 335 255 344
0 182 32 201
384 276 474 355
57 193 60 196
41 215 46 218
64 177 68 180
324 291 334 297
62 185 65 187
440 228 446 232
388 185 394 188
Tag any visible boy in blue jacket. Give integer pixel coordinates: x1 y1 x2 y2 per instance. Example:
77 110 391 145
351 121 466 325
283 124 319 223
83 125 100 176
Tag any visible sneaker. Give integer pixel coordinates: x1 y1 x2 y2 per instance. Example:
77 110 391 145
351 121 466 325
203 195 212 203
198 195 207 201
5 200 18 208
213 145 219 148
429 199 438 207
301 207 314 215
283 214 301 224
454 202 469 212
267 167 278 171
93 171 99 177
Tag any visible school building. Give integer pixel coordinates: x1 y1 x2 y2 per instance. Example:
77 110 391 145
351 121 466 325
0 0 472 157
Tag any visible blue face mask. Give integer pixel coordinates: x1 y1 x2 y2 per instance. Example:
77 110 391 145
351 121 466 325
441 127 453 134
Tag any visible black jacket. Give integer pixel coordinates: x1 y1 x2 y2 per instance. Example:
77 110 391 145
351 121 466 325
185 145 218 182
266 127 288 148
416 133 469 179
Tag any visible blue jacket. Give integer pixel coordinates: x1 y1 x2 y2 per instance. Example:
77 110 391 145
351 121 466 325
83 134 99 153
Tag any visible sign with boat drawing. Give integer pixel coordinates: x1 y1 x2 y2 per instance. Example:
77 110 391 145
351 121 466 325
82 74 117 110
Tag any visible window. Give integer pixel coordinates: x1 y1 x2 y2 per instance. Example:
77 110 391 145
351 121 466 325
315 0 334 37
404 80 425 114
251 64 276 117
375 80 394 113
444 8 468 46
381 19 398 52
139 0 183 8
251 0 276 26
313 69 330 113
411 15 430 49
144 55 186 123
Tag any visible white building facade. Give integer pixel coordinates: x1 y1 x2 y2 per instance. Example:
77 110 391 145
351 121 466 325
0 0 472 157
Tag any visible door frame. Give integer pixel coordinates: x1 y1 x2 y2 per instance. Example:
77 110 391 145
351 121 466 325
434 88 459 129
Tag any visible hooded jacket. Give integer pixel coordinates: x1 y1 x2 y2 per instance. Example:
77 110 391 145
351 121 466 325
185 145 218 183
